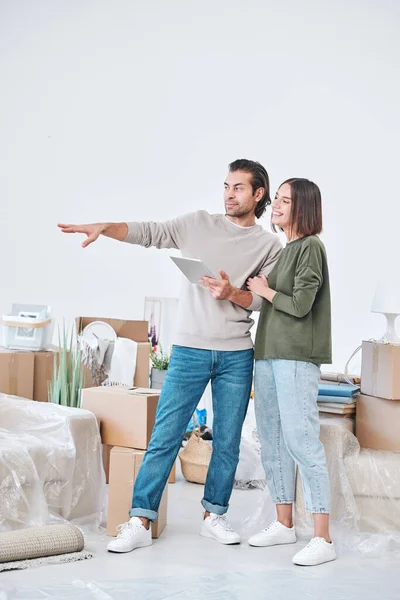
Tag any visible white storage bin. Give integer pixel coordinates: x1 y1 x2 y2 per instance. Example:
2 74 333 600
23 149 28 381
2 304 54 351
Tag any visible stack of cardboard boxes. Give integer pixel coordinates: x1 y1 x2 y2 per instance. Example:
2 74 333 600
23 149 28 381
356 340 400 451
77 316 172 540
82 385 171 538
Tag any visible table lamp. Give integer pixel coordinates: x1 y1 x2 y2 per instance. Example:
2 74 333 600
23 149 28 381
371 279 400 343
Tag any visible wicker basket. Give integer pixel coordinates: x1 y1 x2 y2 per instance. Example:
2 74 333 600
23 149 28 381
179 429 212 484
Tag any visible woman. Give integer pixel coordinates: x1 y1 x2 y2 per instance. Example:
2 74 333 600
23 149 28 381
247 178 335 566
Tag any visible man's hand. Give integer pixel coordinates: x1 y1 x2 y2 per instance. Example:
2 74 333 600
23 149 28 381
58 223 106 248
200 270 234 300
57 222 128 247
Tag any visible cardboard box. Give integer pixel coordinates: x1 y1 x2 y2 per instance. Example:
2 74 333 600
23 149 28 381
361 341 400 400
0 348 34 399
76 317 150 389
103 443 175 484
82 386 160 449
33 347 59 402
356 393 400 451
107 447 167 538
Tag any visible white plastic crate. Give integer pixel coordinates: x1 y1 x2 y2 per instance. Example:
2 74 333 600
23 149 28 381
2 304 53 351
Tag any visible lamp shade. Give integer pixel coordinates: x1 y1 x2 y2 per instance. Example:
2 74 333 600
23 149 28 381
371 279 400 314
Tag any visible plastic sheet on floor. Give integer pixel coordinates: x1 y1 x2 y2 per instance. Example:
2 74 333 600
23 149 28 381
1 567 400 600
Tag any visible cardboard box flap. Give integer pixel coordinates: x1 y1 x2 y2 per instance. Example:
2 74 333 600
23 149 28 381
76 317 148 343
83 385 160 399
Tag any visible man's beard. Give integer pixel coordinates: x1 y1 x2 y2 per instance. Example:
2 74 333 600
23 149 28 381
225 206 252 218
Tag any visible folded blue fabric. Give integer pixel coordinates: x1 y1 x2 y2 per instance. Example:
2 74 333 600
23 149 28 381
318 395 357 405
318 383 360 398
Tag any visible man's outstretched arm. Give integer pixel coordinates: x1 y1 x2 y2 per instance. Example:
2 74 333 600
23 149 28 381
58 222 128 248
58 214 190 250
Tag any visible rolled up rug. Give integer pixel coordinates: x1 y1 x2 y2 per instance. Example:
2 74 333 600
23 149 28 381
0 523 92 571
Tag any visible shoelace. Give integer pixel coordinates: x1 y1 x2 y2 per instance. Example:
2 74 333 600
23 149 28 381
211 515 234 532
116 521 141 539
262 520 279 533
305 537 325 549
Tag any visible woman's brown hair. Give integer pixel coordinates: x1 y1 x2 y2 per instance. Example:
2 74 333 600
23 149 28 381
273 178 322 237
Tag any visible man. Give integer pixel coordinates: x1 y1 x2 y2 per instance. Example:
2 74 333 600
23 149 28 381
58 158 282 552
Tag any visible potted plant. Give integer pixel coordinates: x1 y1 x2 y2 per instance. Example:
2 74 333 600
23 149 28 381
49 325 84 407
150 345 170 389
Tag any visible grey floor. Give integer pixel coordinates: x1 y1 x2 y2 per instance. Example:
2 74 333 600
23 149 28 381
1 467 400 599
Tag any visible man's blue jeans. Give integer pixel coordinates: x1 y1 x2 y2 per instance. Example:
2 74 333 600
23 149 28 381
130 345 254 521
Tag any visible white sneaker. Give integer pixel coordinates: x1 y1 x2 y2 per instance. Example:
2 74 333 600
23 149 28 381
200 513 241 545
248 520 297 547
107 517 152 553
292 537 336 566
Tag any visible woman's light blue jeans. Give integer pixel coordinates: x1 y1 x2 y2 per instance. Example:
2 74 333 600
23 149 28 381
130 345 254 521
254 359 330 514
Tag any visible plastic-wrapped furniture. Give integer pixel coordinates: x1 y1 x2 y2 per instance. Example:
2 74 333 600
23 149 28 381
0 395 105 531
295 421 400 534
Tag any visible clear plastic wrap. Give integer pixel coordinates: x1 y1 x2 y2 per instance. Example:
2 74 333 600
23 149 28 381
240 420 400 556
0 394 106 533
234 398 266 490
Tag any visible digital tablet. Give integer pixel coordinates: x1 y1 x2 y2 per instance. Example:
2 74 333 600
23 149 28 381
170 256 218 284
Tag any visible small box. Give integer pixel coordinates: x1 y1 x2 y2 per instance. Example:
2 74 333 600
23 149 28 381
76 317 150 389
81 386 160 449
0 348 34 399
107 447 167 538
361 341 400 400
356 393 400 451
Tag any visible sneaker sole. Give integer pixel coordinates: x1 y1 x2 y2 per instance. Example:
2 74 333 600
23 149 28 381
200 530 241 545
248 537 297 548
293 555 336 566
107 540 153 553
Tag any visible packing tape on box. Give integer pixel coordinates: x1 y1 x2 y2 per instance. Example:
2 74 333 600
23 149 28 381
9 355 18 396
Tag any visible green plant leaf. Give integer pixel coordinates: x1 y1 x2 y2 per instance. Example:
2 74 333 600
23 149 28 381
150 343 170 370
49 322 83 408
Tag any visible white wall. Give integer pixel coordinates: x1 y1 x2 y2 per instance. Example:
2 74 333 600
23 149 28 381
1 0 399 371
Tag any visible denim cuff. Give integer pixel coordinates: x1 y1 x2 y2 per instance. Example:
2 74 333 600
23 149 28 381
130 508 158 522
305 506 330 514
201 498 228 515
